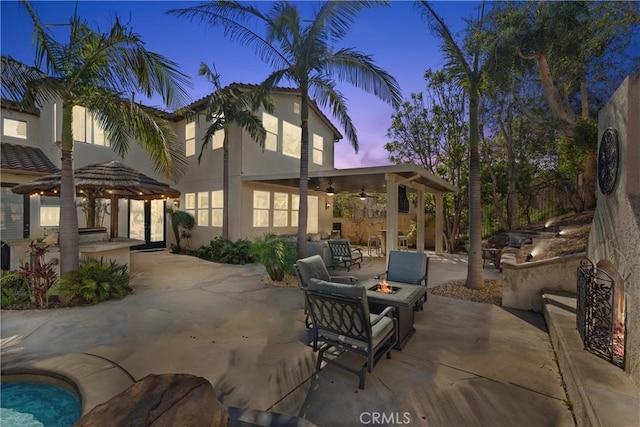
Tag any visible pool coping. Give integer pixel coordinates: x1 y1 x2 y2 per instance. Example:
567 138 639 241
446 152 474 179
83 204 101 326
1 353 135 415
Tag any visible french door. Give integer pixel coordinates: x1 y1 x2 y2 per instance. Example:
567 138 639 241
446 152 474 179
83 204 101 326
129 199 166 250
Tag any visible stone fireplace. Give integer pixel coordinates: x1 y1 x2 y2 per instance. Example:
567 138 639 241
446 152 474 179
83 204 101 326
587 74 640 386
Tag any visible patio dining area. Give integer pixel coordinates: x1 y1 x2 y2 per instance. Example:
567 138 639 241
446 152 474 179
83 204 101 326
0 250 573 426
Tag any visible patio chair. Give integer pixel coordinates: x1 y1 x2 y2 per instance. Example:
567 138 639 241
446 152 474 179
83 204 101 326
303 278 397 389
377 250 429 311
295 255 357 329
327 239 363 271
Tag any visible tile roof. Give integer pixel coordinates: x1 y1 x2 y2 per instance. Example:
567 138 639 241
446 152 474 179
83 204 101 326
1 143 59 175
0 98 40 116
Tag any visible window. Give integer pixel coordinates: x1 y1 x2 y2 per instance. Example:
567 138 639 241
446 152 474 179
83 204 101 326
262 112 278 152
293 102 300 114
184 193 196 219
3 117 27 139
185 122 195 157
282 120 300 158
253 190 270 227
197 192 209 226
40 196 60 227
211 190 223 227
72 106 109 146
273 192 288 227
291 194 299 227
312 134 323 165
211 128 224 150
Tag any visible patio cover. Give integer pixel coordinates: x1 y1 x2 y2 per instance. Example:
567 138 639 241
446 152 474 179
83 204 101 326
243 164 458 254
11 160 180 238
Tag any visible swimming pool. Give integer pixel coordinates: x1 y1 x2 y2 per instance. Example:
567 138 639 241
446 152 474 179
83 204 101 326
1 376 81 427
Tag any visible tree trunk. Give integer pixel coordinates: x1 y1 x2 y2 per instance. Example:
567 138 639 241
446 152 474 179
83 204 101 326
466 91 484 290
222 131 230 240
59 101 79 276
582 150 597 209
296 88 309 259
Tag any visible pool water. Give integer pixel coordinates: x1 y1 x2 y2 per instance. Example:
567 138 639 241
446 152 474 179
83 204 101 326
0 382 81 427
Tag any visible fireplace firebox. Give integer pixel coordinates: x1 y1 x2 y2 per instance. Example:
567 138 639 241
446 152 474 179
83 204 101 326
577 258 626 368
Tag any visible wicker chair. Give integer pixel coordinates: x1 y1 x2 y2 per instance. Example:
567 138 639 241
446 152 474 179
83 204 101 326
303 278 397 389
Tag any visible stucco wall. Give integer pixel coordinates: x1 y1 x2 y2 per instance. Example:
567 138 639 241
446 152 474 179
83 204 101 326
588 74 640 385
502 252 585 312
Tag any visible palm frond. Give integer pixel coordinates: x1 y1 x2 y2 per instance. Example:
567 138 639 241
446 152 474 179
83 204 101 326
0 56 61 106
324 48 402 107
167 1 291 71
309 76 358 152
21 0 65 76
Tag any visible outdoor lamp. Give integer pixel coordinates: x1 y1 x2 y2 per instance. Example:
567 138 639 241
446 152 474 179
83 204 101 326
326 179 335 196
359 188 367 201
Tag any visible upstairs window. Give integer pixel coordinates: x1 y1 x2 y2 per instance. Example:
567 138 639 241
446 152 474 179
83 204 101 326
262 112 278 152
72 106 109 146
185 122 195 157
211 129 224 150
282 120 300 159
3 117 27 139
293 102 300 114
312 134 323 165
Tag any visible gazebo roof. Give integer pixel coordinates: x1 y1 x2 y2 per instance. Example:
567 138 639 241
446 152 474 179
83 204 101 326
11 160 180 200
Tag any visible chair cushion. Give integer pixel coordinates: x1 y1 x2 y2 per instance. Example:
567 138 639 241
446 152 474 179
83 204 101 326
307 278 363 299
318 314 393 351
296 255 331 286
386 251 427 284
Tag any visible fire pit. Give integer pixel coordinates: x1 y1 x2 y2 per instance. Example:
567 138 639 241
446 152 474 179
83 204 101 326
369 279 400 294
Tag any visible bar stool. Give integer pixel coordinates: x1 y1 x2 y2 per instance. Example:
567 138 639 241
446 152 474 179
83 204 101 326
398 235 409 251
367 235 381 256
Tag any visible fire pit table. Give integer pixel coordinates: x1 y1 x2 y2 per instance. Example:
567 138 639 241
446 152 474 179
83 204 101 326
363 279 426 349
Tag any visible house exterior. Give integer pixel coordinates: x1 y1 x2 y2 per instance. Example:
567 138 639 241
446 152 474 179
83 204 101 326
1 83 457 271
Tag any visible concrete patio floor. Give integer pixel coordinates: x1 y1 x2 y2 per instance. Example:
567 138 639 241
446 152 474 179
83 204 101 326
1 250 574 426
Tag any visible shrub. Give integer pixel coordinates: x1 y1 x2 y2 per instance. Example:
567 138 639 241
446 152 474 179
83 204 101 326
1 271 30 308
250 234 297 281
58 257 131 305
195 237 254 265
18 241 58 308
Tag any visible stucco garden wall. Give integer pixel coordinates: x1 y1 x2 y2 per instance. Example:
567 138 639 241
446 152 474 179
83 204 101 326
501 252 585 312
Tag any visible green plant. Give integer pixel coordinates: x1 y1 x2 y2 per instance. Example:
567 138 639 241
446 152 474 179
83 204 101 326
166 208 195 253
18 241 58 308
250 234 297 281
195 237 254 265
1 271 30 308
58 257 131 305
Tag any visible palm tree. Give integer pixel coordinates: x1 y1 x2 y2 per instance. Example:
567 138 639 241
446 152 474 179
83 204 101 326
417 1 485 289
196 63 274 239
1 1 190 276
169 1 402 257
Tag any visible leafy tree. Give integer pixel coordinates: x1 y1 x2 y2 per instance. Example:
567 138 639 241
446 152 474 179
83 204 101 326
169 1 401 257
192 63 274 240
385 69 468 251
484 1 640 209
418 1 486 289
1 1 190 275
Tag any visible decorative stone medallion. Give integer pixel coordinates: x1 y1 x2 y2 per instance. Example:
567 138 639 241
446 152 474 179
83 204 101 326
598 128 619 195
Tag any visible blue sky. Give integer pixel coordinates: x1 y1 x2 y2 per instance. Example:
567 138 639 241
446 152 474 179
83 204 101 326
1 1 481 168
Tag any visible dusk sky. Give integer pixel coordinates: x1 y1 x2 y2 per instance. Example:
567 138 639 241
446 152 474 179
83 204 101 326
2 1 480 169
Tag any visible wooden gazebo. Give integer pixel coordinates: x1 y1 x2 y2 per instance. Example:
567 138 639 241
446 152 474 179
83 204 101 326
11 160 180 238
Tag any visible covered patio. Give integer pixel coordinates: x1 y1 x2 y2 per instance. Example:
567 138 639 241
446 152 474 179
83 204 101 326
244 164 458 255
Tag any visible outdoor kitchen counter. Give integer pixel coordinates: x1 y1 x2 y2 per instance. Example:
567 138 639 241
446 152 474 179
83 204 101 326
363 279 426 349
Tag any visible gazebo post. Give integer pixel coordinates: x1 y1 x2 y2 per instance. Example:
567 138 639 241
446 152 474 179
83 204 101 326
110 194 118 239
87 194 96 228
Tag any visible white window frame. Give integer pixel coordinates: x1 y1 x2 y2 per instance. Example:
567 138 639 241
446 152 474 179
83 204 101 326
291 194 299 227
72 106 109 146
211 190 223 227
273 192 289 227
211 128 224 150
312 134 323 165
184 193 196 220
2 117 28 139
197 191 209 226
253 190 270 227
282 120 300 159
262 112 278 152
185 121 196 157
